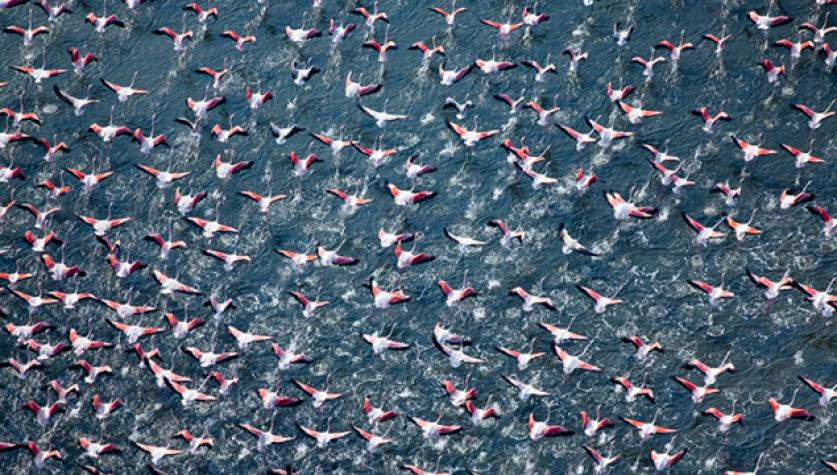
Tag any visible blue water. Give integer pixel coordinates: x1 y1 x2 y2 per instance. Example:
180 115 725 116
0 0 836 473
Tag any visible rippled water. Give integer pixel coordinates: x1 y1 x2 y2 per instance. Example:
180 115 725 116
0 0 836 473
